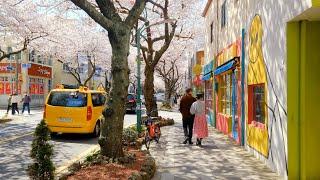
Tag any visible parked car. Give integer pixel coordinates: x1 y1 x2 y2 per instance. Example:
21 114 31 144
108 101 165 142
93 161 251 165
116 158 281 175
44 85 106 137
126 93 137 113
155 93 165 102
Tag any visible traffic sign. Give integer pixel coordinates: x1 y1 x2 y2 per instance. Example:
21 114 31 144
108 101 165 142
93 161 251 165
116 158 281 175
22 63 31 69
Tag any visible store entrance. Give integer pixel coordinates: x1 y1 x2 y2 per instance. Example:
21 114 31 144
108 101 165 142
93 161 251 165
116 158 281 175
288 19 320 179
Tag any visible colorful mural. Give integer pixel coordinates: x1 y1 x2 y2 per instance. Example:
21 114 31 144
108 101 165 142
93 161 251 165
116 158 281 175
247 15 269 157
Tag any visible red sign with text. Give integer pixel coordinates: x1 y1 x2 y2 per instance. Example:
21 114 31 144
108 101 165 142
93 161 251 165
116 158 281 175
29 84 34 94
34 84 39 94
28 64 52 78
0 63 21 73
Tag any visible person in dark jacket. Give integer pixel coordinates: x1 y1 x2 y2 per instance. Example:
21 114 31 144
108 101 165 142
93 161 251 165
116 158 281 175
21 93 31 114
179 88 196 144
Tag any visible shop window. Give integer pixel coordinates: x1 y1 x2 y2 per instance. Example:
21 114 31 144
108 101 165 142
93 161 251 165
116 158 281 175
48 56 52 66
221 0 227 28
248 84 266 126
16 52 22 60
29 50 35 62
218 72 232 115
7 47 14 60
37 55 42 64
63 63 70 72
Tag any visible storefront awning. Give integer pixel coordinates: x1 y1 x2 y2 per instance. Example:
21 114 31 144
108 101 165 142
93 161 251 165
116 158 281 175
214 58 238 76
202 73 212 81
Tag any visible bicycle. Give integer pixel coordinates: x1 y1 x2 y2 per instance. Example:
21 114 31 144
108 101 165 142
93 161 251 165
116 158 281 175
144 112 161 150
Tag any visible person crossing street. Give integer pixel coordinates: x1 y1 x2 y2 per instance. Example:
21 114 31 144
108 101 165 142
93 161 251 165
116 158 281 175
21 93 31 114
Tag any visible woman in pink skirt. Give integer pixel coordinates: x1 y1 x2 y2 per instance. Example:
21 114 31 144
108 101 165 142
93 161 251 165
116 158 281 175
190 93 208 146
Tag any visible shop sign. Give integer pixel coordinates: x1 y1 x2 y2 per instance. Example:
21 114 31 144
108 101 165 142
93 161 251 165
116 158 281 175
28 63 52 78
192 64 202 75
203 61 213 75
0 63 21 73
22 63 32 69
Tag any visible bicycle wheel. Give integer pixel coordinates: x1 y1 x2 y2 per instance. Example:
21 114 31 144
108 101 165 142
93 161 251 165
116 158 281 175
155 126 161 142
144 132 151 150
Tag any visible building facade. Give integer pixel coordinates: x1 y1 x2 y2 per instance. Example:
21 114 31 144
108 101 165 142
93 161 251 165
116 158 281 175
203 0 320 178
0 49 52 108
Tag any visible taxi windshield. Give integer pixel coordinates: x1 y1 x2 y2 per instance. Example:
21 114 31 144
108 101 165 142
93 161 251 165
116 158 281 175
48 91 87 107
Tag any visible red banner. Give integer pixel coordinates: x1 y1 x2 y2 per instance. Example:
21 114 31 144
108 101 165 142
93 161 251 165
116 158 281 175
29 84 34 94
0 82 4 94
34 84 39 94
0 63 21 73
5 83 11 94
28 63 52 78
13 83 22 94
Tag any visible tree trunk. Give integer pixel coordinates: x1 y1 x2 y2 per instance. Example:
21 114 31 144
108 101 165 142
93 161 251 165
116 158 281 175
144 65 158 117
99 28 130 158
164 82 171 106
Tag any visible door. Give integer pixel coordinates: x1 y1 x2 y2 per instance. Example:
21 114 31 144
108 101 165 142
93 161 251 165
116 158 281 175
288 20 320 179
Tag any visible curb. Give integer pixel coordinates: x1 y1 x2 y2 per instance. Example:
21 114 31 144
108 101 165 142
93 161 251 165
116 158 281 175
55 145 100 178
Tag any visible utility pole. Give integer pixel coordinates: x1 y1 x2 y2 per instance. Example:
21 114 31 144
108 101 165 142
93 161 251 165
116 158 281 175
136 29 142 133
15 52 19 94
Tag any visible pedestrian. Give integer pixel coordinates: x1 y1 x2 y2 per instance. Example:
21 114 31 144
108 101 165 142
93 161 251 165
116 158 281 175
21 93 31 114
179 88 196 144
6 94 12 114
190 93 208 146
11 93 20 115
173 94 177 105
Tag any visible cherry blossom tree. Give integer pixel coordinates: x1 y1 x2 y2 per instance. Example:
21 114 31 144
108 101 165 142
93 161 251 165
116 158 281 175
127 0 199 116
67 0 147 158
0 1 50 61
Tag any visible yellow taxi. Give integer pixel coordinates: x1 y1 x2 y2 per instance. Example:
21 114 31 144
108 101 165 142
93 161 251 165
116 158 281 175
44 85 107 137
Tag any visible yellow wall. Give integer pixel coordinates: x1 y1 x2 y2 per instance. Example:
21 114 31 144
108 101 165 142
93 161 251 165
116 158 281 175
288 20 320 179
246 15 269 157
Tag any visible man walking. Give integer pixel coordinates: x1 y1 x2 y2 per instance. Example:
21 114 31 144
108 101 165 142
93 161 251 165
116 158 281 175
179 88 196 144
6 94 12 114
11 93 20 115
22 93 31 114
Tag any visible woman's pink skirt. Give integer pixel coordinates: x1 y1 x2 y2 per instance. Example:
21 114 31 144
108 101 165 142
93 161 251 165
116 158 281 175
193 114 208 138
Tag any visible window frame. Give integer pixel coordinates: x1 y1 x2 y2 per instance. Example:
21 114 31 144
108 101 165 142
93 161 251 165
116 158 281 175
218 72 232 116
221 0 227 28
248 83 267 128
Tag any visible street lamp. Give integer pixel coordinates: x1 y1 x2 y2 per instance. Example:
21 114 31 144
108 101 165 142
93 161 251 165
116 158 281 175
135 17 176 133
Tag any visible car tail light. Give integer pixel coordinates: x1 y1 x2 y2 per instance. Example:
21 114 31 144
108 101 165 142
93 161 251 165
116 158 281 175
87 106 92 121
43 105 47 119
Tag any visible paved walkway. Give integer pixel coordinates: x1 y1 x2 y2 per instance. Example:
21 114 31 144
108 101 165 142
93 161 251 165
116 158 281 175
150 112 279 180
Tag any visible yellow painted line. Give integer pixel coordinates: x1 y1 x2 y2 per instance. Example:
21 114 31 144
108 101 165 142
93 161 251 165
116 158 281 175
0 132 33 145
55 145 100 176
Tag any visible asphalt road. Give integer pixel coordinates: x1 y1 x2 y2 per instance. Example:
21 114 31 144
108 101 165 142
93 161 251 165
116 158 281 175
0 110 139 180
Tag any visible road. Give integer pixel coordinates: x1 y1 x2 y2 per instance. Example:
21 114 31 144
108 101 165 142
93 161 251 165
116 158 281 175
0 110 140 180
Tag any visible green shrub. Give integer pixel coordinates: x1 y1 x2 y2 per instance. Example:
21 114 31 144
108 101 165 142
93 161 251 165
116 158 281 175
123 127 138 145
28 120 55 180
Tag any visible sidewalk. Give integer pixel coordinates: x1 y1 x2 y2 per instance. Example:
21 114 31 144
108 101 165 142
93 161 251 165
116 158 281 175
151 112 279 180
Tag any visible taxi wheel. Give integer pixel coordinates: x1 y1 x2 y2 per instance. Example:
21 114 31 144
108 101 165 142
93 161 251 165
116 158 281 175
93 121 101 137
50 132 57 138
